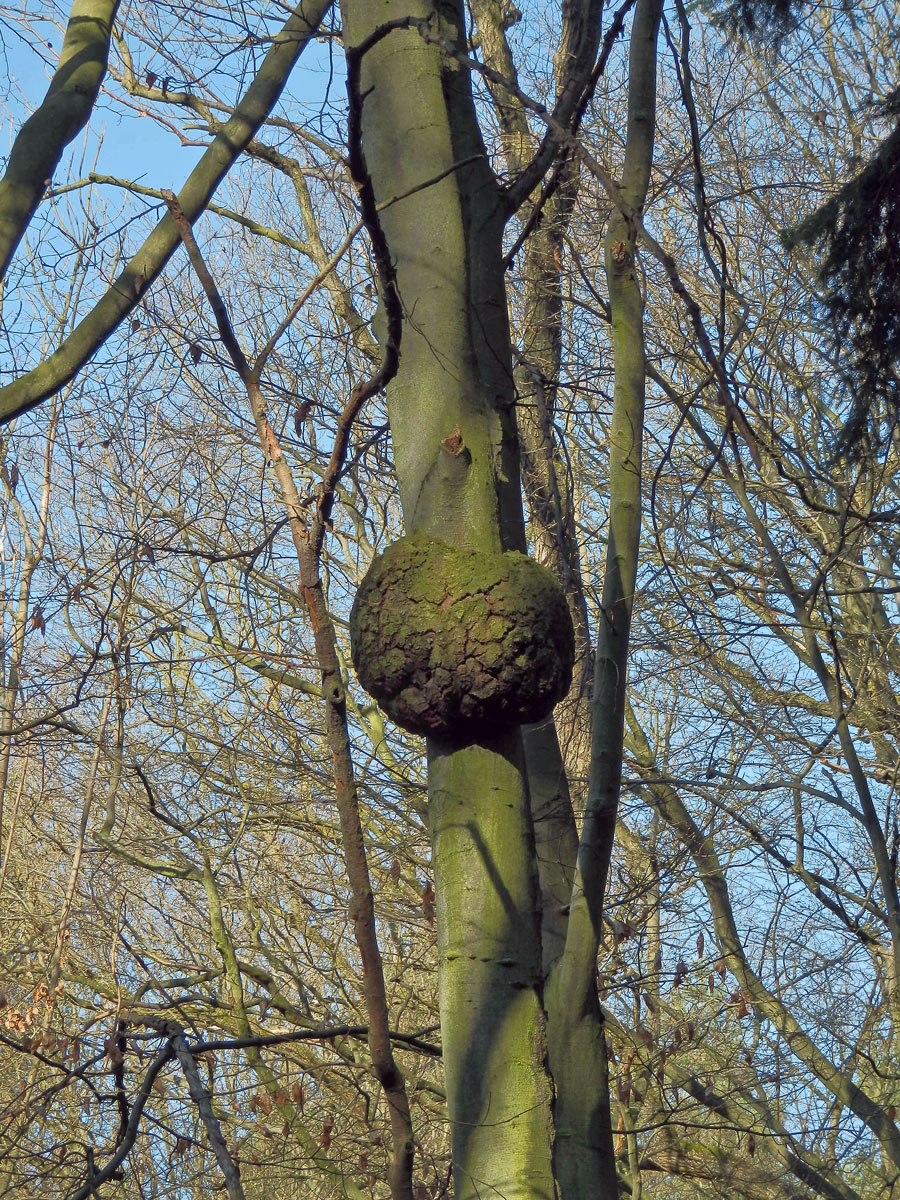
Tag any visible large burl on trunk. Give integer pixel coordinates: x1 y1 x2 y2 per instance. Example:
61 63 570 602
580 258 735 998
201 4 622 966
350 533 574 738
341 2 619 1196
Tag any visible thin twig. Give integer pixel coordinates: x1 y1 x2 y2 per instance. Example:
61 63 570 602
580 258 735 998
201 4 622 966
162 118 415 1198
252 154 482 381
68 1042 173 1200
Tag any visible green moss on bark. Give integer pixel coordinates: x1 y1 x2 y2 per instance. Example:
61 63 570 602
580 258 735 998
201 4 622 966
350 534 574 738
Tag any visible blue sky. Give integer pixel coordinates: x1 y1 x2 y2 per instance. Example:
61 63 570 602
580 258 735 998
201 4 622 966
0 5 342 214
1 8 199 189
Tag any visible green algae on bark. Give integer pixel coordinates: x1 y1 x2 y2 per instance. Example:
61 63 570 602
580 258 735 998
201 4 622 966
350 534 574 738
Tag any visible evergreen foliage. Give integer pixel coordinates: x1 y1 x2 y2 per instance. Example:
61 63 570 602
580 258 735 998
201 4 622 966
715 0 900 452
715 0 807 37
785 92 900 453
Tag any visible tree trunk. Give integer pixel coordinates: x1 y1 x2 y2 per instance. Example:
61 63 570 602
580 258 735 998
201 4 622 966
546 1 661 1193
340 4 558 1196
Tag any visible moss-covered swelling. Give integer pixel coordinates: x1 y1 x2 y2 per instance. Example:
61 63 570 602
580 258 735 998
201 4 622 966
349 534 575 738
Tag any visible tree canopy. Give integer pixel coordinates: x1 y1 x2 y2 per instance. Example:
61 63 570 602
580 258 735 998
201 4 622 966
0 2 898 1199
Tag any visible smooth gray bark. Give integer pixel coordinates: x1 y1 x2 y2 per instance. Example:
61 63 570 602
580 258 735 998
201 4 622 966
340 4 557 1196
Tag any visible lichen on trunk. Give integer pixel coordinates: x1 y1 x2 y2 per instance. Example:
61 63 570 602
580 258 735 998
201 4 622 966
350 533 574 738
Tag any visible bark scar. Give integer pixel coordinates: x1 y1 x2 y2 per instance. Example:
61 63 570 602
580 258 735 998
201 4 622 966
440 423 465 456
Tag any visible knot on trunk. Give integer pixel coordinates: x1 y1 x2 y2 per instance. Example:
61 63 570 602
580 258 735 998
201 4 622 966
349 534 574 739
